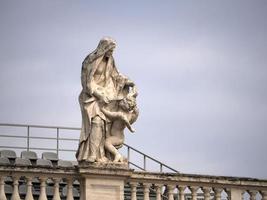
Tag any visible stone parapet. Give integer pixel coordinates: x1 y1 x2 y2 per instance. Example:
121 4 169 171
0 164 267 199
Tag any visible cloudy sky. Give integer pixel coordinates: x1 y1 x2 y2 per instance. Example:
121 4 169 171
0 1 267 178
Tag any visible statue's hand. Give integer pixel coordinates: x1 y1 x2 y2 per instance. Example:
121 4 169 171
129 127 135 133
101 96 110 104
92 88 110 104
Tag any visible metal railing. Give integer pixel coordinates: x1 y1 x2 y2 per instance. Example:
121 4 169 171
123 143 178 172
0 123 178 173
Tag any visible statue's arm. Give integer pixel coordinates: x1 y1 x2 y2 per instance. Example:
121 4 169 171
101 108 123 120
102 108 135 133
129 107 139 124
89 83 110 103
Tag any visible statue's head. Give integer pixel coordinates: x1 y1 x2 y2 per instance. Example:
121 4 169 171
97 37 116 57
119 95 136 112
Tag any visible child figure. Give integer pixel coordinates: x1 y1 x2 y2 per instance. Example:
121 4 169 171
101 88 139 162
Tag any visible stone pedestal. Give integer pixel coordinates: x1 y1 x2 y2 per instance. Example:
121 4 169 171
78 162 133 200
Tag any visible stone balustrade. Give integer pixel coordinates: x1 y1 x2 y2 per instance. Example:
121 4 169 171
0 166 78 200
127 172 267 200
0 165 267 200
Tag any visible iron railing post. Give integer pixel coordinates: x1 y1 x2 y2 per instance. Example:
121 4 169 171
144 155 146 170
27 126 30 151
127 146 130 168
56 128 59 156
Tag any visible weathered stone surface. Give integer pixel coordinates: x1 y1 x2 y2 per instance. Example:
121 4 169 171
58 160 73 168
20 151 37 161
78 163 133 200
36 159 53 167
0 157 10 166
14 158 31 166
0 164 267 200
42 152 58 162
0 150 16 160
78 161 129 171
76 37 139 164
82 177 124 200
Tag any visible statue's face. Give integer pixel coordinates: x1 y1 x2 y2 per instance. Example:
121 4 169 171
119 96 136 112
105 48 114 58
105 49 114 58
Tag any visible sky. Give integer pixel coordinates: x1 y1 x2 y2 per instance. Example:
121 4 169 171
0 0 267 179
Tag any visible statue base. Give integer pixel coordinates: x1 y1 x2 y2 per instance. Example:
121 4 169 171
78 162 133 200
78 160 129 170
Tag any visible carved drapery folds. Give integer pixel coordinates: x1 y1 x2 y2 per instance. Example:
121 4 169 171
76 37 139 164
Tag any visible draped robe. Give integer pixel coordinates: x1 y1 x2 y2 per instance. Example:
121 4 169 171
76 41 120 161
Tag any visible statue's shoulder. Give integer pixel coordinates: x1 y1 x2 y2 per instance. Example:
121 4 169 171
82 53 96 71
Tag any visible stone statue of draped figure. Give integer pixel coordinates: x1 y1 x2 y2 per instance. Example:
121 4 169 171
76 37 139 163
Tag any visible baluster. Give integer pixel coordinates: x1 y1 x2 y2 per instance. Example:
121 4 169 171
38 177 47 200
189 186 198 200
154 184 162 200
178 186 186 200
11 176 20 200
229 188 243 200
52 178 61 200
66 178 74 200
225 188 231 200
242 191 245 197
261 191 267 200
249 190 257 200
79 178 84 200
167 185 175 200
214 188 223 200
0 176 7 200
129 182 138 200
202 187 211 200
25 177 34 200
143 183 151 200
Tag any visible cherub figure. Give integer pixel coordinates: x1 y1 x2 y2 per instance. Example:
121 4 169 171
101 87 139 162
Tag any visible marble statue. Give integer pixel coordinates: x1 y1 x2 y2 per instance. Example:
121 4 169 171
76 37 139 163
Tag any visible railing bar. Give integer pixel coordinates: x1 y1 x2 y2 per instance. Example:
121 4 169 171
0 146 77 152
124 143 178 172
0 135 75 142
0 123 80 130
0 135 28 138
58 138 79 141
0 146 27 150
28 136 57 140
128 162 145 171
29 147 58 151
30 148 77 152
146 155 164 164
124 143 161 162
161 164 178 172
58 149 77 152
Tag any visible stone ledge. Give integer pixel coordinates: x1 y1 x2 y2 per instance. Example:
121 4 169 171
78 160 129 170
78 162 133 178
130 171 267 187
